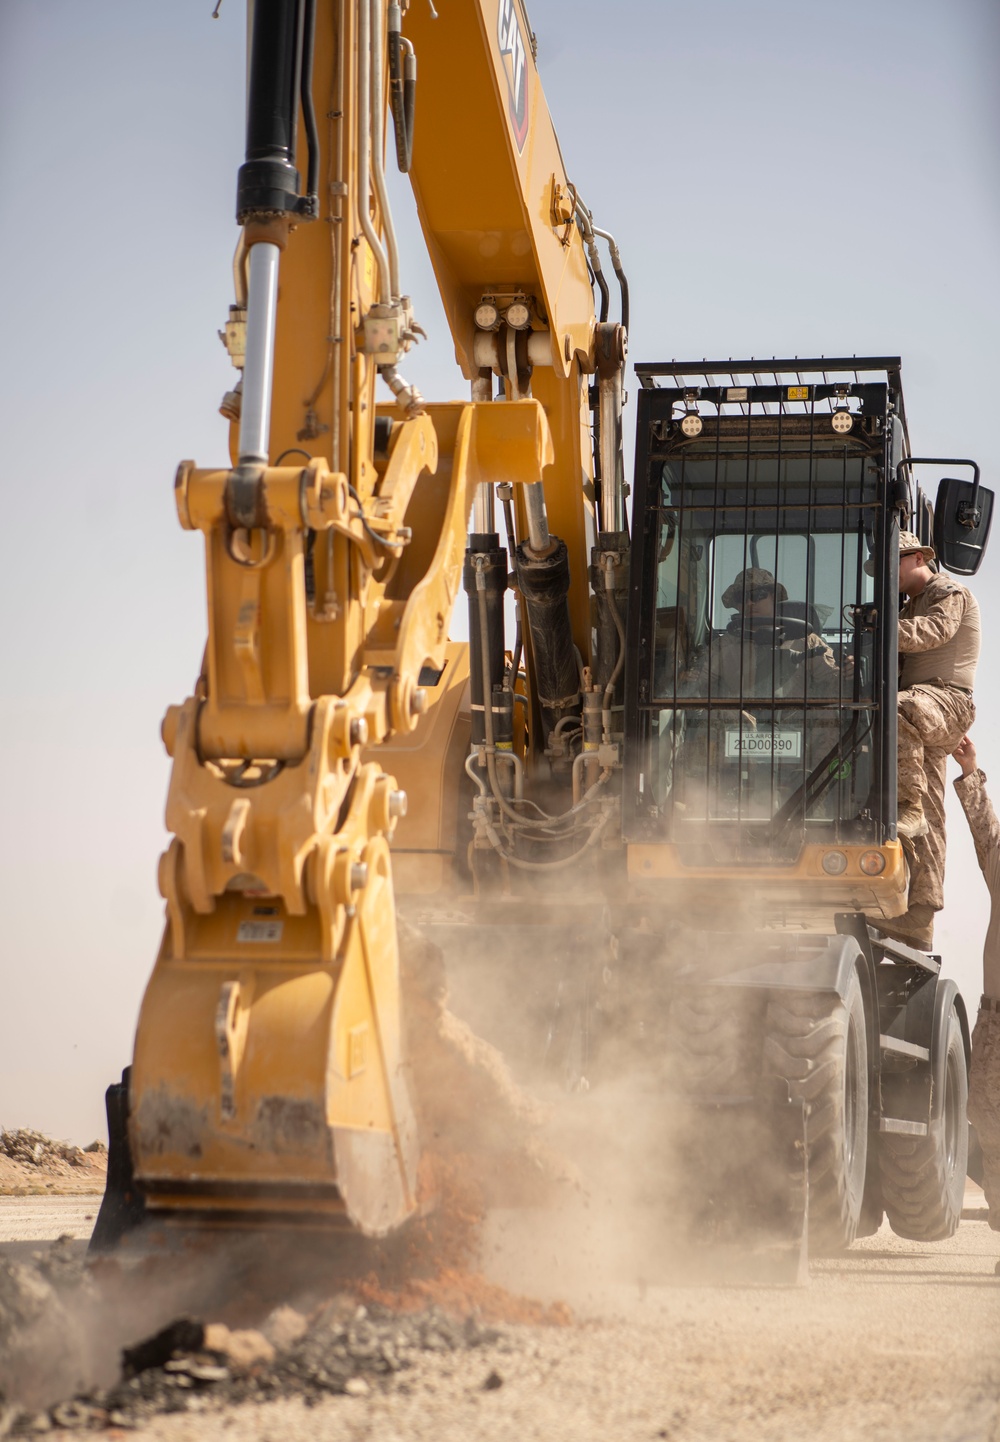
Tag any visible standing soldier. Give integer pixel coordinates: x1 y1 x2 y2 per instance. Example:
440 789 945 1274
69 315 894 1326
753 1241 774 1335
951 735 1000 1252
885 532 980 950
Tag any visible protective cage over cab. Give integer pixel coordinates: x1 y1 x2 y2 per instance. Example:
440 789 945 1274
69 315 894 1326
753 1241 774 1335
622 358 919 922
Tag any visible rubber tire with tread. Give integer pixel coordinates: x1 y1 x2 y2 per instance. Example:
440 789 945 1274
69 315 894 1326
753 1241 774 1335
763 970 869 1253
879 1007 968 1242
668 987 765 1096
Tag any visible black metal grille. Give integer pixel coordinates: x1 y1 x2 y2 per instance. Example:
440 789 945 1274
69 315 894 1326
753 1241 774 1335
627 367 898 864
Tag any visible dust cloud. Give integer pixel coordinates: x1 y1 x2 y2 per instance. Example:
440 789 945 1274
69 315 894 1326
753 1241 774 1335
404 904 809 1310
1 906 810 1422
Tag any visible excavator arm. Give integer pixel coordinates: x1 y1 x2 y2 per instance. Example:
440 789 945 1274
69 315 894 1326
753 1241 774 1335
99 0 628 1240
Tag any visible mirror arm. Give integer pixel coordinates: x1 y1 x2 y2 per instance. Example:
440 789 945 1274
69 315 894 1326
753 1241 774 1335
896 457 981 528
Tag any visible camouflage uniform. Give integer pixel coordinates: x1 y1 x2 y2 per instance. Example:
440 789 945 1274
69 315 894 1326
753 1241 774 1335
681 615 842 703
892 571 979 946
953 768 1000 1228
897 574 978 828
681 568 842 704
674 570 845 818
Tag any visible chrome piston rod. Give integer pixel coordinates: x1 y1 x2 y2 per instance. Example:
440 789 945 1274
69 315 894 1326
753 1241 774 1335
239 240 281 465
599 366 625 533
524 481 551 554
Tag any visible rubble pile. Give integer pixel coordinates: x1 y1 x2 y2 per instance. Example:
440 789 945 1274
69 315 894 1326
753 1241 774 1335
0 1131 89 1170
0 1296 512 1436
0 1131 106 1197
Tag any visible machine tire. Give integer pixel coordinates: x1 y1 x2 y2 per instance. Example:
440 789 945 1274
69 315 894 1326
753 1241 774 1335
668 986 764 1096
879 1007 968 1242
763 970 869 1253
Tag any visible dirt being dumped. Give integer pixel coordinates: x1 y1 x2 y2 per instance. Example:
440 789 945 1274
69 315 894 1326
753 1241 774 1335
0 924 573 1432
0 1145 569 1431
0 1130 106 1197
356 1163 572 1327
0 1250 518 1437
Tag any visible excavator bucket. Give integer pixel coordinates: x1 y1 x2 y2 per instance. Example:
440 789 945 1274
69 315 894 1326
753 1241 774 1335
125 816 420 1237
673 1091 809 1285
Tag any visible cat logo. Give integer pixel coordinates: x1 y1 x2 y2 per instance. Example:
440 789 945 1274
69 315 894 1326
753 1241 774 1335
497 0 529 153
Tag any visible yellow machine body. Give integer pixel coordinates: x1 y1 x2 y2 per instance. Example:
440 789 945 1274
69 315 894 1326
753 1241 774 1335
119 0 929 1243
128 0 599 1232
627 841 909 929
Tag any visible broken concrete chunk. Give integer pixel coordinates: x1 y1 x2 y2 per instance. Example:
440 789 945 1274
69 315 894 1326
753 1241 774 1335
203 1324 275 1371
262 1305 309 1352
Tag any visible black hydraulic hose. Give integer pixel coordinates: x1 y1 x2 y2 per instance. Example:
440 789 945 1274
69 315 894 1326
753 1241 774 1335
474 564 609 841
593 260 610 323
613 257 629 335
403 51 416 166
299 0 319 214
509 615 523 698
594 225 629 334
388 11 415 171
601 556 626 741
389 27 407 168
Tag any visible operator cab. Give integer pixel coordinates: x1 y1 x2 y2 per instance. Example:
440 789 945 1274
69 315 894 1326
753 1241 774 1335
622 359 991 916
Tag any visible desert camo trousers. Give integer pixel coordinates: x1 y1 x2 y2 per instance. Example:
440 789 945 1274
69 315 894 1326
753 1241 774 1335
896 684 975 920
969 1005 1000 1229
897 683 976 825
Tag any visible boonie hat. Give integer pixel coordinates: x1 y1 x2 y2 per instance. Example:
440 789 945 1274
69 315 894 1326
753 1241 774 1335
898 530 935 561
864 530 935 576
721 568 788 609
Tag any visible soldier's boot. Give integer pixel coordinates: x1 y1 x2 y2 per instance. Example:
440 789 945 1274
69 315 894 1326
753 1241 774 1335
877 901 936 952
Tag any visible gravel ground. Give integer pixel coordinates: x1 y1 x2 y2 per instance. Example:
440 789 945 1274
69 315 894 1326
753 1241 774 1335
1 1196 998 1442
0 1197 98 1242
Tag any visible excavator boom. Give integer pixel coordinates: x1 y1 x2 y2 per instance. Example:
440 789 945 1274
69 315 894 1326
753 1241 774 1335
95 0 625 1243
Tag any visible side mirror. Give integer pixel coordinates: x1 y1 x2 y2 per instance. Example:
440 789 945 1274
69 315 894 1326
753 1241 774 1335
934 475 993 576
896 457 992 577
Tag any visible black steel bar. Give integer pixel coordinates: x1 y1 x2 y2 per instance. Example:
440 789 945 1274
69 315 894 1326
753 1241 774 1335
635 357 903 384
837 447 849 838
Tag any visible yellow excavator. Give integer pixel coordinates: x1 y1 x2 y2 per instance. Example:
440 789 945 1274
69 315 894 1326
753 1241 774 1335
93 0 993 1259
92 0 619 1246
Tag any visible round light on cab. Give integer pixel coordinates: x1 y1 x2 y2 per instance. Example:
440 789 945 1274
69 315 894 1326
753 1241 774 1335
821 850 848 875
474 301 499 330
505 300 531 329
680 411 703 438
859 849 887 876
831 407 854 434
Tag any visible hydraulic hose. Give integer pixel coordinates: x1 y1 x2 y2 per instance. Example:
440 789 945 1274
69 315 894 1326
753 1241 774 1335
369 0 401 301
593 224 629 335
388 3 416 172
601 554 627 742
473 558 608 835
575 200 610 322
356 0 391 305
299 0 319 214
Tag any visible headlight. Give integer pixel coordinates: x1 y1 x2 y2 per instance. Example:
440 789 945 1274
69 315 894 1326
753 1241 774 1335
680 411 703 438
831 407 854 434
821 850 848 875
505 300 531 330
859 850 887 876
474 301 499 330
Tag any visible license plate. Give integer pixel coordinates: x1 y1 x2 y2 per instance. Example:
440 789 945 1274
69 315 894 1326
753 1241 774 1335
724 728 802 760
237 919 284 943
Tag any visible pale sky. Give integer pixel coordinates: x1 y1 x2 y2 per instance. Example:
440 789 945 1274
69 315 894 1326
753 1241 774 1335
1 0 998 1142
